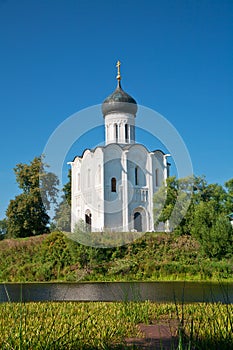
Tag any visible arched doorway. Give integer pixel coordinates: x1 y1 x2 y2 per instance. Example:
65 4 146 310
132 207 148 232
85 210 92 231
134 211 142 232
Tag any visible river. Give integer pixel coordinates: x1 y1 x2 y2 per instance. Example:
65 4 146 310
1 281 233 303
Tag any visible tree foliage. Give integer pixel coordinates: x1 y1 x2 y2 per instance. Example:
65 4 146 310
0 219 7 239
154 176 194 231
154 175 233 259
53 169 71 232
6 156 59 238
53 201 71 232
62 168 71 206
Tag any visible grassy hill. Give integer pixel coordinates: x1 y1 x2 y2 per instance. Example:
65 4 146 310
1 231 233 282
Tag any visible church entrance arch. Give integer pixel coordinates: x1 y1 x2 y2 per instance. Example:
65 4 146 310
85 209 92 231
133 207 147 232
134 212 142 232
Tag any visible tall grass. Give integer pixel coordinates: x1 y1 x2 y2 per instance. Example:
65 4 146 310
0 302 141 349
0 301 233 349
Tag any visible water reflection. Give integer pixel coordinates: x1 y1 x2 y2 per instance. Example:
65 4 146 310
0 282 233 303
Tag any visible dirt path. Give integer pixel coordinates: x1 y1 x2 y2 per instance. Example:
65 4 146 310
125 320 179 349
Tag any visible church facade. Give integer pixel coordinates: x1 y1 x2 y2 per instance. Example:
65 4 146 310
70 62 170 232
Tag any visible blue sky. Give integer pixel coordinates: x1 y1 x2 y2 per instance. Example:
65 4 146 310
0 0 232 219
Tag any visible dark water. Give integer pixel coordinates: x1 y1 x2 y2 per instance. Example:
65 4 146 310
1 282 233 303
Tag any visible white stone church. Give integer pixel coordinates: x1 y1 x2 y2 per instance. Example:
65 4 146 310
70 62 170 232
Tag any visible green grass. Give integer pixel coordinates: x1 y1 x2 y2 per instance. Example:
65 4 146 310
1 231 233 282
0 301 233 349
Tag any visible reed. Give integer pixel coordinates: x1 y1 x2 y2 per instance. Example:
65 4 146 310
0 301 233 349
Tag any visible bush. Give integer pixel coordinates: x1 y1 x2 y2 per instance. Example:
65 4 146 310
40 231 76 270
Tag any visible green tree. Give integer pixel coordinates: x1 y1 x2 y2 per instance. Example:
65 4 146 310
154 176 194 232
155 175 233 259
176 177 229 235
208 215 233 258
225 178 233 214
63 168 71 206
154 176 178 225
54 201 71 232
6 156 59 238
53 169 71 232
191 202 233 258
0 218 7 239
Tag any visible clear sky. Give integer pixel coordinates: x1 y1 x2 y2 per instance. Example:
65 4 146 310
0 0 232 219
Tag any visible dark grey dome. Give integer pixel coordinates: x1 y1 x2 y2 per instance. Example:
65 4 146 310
102 81 137 117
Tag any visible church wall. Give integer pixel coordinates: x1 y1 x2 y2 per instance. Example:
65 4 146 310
126 145 152 231
151 151 167 231
103 144 123 230
71 157 81 232
152 150 166 191
71 148 105 232
71 146 169 233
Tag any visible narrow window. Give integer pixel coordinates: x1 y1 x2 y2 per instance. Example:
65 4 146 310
131 125 135 142
115 124 118 141
155 168 159 187
125 124 128 142
135 166 138 186
111 177 116 192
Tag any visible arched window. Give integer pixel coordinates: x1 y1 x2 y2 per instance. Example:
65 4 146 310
85 210 92 231
111 177 116 192
155 168 159 187
134 211 142 232
135 166 138 186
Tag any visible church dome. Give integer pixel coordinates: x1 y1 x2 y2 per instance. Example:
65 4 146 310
102 61 138 117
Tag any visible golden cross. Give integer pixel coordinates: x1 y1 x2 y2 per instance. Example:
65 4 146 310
116 60 121 81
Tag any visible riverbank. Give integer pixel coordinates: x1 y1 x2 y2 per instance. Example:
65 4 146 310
1 231 233 282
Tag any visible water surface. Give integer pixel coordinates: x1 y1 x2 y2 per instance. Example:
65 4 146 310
1 282 233 303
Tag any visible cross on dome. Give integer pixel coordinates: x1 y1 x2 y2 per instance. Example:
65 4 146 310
116 60 121 81
102 61 138 117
